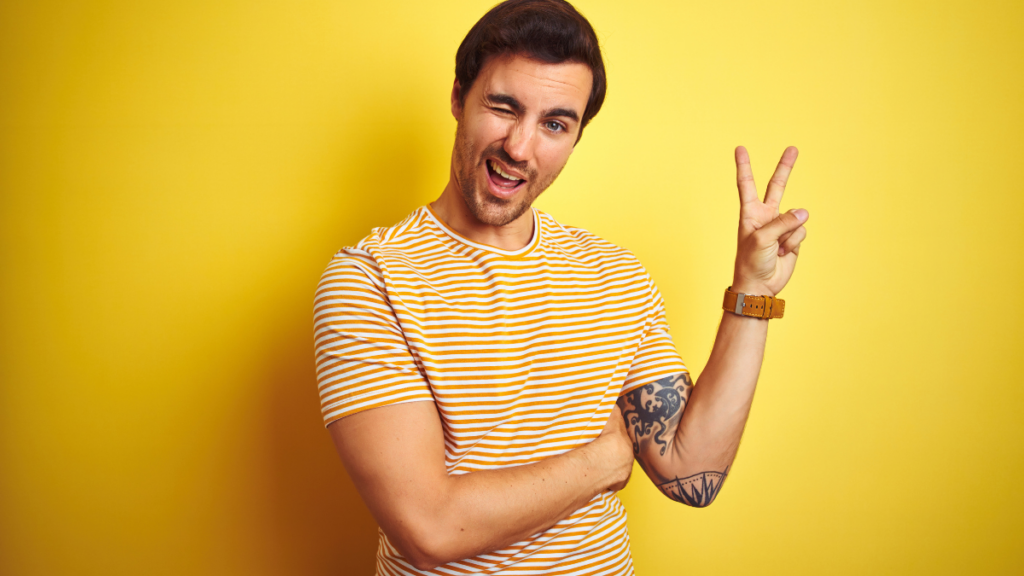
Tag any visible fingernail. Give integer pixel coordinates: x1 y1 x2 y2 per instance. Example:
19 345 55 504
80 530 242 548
791 209 808 222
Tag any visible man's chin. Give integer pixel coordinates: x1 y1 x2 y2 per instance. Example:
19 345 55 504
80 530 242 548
464 189 532 227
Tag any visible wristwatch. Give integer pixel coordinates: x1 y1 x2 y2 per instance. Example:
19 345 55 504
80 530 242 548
722 287 785 319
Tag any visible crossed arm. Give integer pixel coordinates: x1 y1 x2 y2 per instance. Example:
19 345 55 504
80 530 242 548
327 399 634 570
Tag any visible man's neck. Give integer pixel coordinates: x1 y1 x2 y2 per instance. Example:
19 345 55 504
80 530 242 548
430 182 535 252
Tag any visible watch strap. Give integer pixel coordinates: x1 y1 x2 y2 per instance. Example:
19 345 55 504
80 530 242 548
723 288 785 319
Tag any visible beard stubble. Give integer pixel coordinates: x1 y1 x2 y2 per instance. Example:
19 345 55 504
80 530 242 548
453 121 564 227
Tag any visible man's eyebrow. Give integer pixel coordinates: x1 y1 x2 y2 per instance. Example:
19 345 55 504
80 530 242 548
486 93 524 114
486 93 580 123
543 107 579 122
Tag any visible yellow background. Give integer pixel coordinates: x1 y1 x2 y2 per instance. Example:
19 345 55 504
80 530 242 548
2 1 1022 574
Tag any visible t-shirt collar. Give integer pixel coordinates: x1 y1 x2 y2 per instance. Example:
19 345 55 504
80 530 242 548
424 205 541 258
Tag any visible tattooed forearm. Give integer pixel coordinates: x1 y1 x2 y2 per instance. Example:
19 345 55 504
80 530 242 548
616 373 694 456
657 467 729 507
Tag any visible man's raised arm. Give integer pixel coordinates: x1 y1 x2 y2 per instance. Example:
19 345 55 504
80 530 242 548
617 146 810 506
329 401 633 570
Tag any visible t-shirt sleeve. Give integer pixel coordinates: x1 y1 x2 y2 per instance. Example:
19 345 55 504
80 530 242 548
313 248 434 427
621 274 688 395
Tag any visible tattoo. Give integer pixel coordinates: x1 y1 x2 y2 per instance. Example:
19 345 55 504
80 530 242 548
657 467 729 507
616 373 693 456
617 374 729 507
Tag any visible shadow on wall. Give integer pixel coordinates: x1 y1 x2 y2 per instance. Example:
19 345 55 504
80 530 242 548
259 103 436 574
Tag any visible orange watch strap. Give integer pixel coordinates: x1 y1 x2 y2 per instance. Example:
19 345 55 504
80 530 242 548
722 288 785 319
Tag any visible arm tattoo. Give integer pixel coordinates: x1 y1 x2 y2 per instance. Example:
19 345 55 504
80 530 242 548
656 467 729 507
617 374 729 506
616 373 694 456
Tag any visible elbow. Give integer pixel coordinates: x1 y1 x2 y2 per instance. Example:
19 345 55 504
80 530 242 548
387 518 457 571
660 485 721 507
406 550 444 572
658 470 728 508
673 492 719 508
391 530 443 570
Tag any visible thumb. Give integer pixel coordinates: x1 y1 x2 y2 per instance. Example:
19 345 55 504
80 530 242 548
757 209 809 242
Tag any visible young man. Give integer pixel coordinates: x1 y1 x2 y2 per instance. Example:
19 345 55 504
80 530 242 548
313 0 809 573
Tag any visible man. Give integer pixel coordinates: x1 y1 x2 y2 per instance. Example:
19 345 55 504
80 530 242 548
313 0 809 573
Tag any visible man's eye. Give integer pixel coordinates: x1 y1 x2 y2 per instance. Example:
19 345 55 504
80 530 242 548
545 121 565 133
491 107 513 115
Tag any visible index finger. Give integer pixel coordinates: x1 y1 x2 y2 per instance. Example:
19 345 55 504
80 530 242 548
735 146 759 205
764 146 799 207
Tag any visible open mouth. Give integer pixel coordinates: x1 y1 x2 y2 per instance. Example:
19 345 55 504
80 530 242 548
486 159 527 199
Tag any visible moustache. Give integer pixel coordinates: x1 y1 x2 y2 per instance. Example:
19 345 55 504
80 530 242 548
481 145 533 179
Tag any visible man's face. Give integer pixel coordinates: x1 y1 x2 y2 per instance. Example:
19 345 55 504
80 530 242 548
451 54 593 227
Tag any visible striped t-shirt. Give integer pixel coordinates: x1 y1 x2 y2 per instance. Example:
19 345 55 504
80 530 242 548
314 206 688 575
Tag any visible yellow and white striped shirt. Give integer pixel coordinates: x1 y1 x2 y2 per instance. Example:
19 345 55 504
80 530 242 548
314 206 687 575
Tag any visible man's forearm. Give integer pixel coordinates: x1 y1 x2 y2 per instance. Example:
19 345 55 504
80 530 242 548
329 401 633 571
673 309 768 472
417 433 628 568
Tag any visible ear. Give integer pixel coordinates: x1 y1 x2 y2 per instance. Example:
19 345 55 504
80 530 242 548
450 79 463 121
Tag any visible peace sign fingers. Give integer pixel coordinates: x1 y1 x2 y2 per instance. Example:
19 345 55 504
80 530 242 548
729 145 808 297
734 146 760 205
764 146 799 207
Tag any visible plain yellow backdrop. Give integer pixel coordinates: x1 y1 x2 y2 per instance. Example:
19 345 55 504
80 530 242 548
1 1 1022 574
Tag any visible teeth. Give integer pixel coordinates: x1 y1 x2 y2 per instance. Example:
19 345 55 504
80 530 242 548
490 160 522 182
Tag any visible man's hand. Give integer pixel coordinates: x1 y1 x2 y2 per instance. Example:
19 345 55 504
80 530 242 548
732 146 809 297
598 404 634 492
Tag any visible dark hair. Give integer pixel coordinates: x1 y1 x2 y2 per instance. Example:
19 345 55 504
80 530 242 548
455 0 606 142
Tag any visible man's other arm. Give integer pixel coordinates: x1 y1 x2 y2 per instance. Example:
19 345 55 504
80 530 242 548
618 146 810 506
329 401 633 570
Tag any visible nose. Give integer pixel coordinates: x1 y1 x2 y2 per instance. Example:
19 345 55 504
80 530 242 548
503 120 535 165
